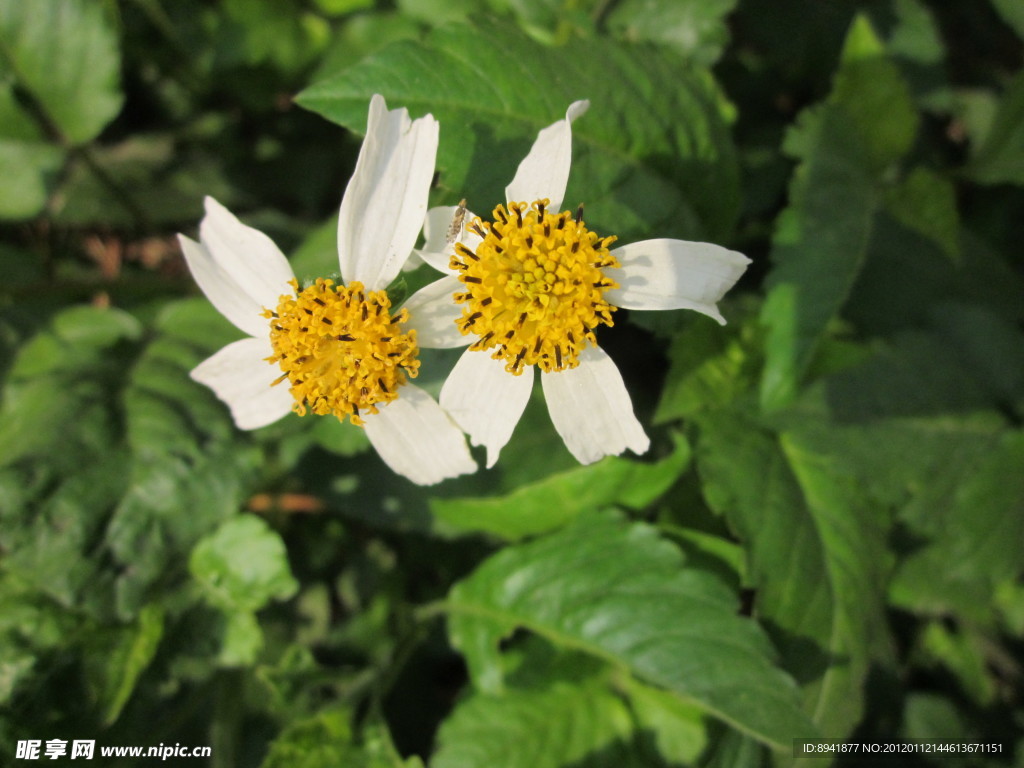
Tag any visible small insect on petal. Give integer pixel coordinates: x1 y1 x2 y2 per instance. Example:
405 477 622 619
445 199 468 248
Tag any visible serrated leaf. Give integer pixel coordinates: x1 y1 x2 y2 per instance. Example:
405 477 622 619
889 429 1024 620
759 19 924 410
604 0 739 66
445 511 815 750
190 515 299 614
0 0 123 144
760 15 920 409
760 106 877 409
694 408 894 740
298 20 738 242
430 435 689 540
433 671 640 768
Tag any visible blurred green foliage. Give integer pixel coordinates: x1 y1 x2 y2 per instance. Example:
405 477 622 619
1 0 1022 766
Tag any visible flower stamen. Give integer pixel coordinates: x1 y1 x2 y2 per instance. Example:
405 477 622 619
264 278 419 426
450 199 619 374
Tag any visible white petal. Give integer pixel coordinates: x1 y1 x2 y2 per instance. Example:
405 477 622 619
178 234 268 337
191 338 293 430
199 197 295 310
415 204 483 273
402 276 470 349
440 350 534 468
337 94 439 291
505 100 589 212
605 239 751 325
362 383 476 485
541 345 649 465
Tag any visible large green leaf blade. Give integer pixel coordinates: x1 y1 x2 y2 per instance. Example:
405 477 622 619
759 16 917 409
696 410 896 742
0 0 123 144
298 20 738 241
445 511 815 750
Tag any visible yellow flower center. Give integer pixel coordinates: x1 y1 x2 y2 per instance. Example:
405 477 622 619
264 278 419 426
451 200 619 374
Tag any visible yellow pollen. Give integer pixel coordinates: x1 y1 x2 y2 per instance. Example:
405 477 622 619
450 200 619 374
264 278 419 426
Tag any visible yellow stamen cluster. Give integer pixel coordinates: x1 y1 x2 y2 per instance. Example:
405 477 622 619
264 278 419 426
450 200 619 374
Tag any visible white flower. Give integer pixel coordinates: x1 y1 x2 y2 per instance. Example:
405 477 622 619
178 94 476 485
410 100 751 467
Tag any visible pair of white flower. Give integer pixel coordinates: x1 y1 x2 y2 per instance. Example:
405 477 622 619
180 95 749 485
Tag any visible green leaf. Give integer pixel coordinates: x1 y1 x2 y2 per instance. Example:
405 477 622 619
190 515 299 614
759 107 877 409
298 20 739 242
991 0 1024 41
884 0 944 66
604 0 739 66
654 308 760 423
0 137 63 219
261 707 356 768
918 621 996 706
968 69 1024 186
0 0 123 144
889 429 1024 621
0 573 76 704
830 15 917 172
86 604 165 725
430 434 690 540
261 707 417 768
433 668 640 768
445 511 815 750
624 678 709 764
694 408 894 739
759 15 917 409
219 610 264 667
0 306 140 468
883 167 960 261
223 0 327 72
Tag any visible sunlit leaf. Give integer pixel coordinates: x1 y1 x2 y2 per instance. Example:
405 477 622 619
760 15 916 409
0 0 122 144
298 20 739 242
430 435 689 540
695 408 894 739
445 510 815 749
190 515 298 614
